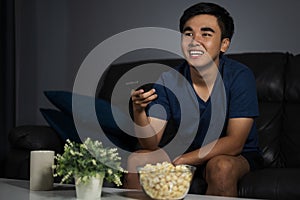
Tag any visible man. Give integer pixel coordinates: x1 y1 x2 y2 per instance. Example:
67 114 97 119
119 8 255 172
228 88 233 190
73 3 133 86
125 2 263 197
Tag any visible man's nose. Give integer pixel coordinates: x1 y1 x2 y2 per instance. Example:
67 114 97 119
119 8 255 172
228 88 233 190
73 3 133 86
190 33 202 46
189 37 201 47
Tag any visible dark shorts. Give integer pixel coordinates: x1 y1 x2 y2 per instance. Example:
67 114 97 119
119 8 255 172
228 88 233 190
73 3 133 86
241 151 264 171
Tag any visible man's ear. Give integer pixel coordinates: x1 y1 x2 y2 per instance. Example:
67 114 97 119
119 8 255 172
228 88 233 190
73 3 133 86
220 38 230 53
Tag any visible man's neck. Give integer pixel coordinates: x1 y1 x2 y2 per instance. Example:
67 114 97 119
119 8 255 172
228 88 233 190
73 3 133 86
190 60 219 87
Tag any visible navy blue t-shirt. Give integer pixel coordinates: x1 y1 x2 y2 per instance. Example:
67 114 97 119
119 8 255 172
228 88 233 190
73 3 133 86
146 55 259 153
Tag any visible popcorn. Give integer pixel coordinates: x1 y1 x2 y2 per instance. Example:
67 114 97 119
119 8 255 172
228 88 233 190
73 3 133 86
138 162 195 200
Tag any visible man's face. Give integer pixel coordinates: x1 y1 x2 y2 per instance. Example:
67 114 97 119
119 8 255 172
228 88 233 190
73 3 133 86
181 14 230 68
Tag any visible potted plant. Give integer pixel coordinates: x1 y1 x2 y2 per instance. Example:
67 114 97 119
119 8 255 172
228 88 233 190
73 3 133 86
53 137 126 199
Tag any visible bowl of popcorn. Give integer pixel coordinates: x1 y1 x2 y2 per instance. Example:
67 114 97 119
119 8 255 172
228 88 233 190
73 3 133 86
137 162 196 200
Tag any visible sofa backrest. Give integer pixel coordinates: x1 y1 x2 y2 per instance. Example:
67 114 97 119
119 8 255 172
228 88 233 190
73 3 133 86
97 53 300 168
227 53 288 168
97 59 184 102
228 53 300 168
283 54 300 168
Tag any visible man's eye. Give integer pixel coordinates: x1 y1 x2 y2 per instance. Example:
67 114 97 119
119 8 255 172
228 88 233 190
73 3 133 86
184 32 193 37
202 33 212 37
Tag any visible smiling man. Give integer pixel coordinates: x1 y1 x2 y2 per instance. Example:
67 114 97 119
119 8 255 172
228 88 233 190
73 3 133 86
126 2 264 197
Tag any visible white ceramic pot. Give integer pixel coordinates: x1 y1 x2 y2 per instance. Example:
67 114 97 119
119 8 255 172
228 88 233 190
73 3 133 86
75 175 104 200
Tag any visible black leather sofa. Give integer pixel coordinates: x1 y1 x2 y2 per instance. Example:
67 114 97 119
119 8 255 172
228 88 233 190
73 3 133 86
4 52 300 199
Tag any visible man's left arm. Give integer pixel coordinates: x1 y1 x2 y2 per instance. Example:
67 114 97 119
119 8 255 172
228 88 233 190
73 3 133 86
173 117 253 165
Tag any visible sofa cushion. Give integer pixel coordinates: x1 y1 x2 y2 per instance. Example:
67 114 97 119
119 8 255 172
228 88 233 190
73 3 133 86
255 102 285 168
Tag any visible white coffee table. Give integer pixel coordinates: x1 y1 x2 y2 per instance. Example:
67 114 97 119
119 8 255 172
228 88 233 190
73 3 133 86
0 178 260 200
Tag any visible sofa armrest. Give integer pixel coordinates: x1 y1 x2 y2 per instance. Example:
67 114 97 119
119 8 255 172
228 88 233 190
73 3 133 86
4 149 30 180
8 125 63 153
239 168 300 199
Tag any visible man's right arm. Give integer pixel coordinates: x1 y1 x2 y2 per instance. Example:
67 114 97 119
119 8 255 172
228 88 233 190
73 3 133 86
131 89 167 150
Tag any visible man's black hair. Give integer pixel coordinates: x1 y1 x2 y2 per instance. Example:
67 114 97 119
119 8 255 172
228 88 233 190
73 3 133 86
179 2 234 41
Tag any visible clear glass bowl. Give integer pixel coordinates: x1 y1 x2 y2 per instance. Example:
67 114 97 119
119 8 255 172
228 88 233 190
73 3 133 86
137 163 196 200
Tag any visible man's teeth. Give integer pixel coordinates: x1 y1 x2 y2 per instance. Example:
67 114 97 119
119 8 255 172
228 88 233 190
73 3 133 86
189 50 204 56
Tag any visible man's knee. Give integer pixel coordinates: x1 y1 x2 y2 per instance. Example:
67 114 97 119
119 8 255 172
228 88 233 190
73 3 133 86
127 150 153 173
205 155 236 182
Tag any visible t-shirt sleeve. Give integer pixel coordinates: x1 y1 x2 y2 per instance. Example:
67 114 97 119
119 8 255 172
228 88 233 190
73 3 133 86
146 79 173 121
228 67 259 118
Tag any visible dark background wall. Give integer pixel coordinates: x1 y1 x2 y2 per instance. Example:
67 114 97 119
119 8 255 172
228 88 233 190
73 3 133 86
15 0 300 126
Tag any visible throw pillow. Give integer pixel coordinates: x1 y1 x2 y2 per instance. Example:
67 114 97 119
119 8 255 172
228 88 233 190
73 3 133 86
42 91 138 151
40 108 137 151
44 91 132 134
40 108 82 143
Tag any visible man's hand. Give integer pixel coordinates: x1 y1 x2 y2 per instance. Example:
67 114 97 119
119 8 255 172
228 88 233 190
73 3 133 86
172 150 199 166
131 88 157 112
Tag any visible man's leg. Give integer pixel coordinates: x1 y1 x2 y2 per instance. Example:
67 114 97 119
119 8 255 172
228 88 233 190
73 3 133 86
205 154 250 197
